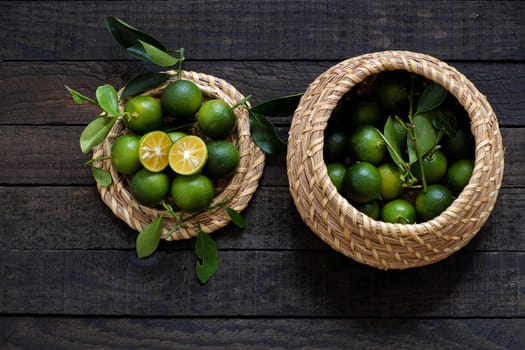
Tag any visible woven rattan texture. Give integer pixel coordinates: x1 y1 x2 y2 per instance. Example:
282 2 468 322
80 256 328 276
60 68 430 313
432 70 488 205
92 70 265 240
287 51 504 269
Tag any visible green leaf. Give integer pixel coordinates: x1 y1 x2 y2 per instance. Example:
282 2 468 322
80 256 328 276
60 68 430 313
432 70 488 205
105 16 166 60
136 215 164 259
380 117 408 170
226 207 245 229
125 44 154 63
80 116 117 153
407 114 437 164
95 84 120 117
65 85 98 106
91 167 112 186
248 110 286 154
416 83 447 114
121 72 170 99
195 225 219 284
245 93 302 154
430 108 458 138
138 40 181 67
250 93 303 117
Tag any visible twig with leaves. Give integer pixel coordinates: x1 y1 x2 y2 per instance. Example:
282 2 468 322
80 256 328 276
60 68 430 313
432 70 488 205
104 15 299 155
66 16 303 284
377 79 454 192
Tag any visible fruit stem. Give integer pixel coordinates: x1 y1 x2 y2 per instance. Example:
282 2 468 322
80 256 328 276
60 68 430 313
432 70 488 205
397 215 410 225
416 146 428 192
407 76 428 192
434 130 445 150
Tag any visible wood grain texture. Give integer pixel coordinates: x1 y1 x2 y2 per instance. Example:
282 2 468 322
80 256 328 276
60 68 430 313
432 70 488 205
0 250 523 317
1 316 523 350
1 61 524 126
0 186 522 252
1 1 523 347
2 1 524 61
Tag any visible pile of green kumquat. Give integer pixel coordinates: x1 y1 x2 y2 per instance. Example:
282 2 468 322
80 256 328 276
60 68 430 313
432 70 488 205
325 70 475 224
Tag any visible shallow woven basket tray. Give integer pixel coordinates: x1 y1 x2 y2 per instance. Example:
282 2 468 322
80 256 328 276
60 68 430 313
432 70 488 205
287 51 504 270
92 70 265 241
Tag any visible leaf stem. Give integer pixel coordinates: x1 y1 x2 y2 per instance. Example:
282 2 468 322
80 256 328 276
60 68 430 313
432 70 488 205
232 94 252 109
375 128 408 172
162 122 195 133
161 201 181 221
177 48 185 80
65 85 99 107
84 156 112 166
394 115 409 131
163 198 232 239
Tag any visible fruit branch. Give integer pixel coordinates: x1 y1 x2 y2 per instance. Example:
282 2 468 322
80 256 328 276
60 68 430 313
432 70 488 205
407 78 428 192
162 198 233 240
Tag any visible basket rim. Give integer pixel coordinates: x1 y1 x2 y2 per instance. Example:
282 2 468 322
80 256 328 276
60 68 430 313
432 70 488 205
287 50 504 269
92 69 265 241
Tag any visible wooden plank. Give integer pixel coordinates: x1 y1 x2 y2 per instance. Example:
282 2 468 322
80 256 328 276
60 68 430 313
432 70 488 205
1 316 523 350
1 61 524 126
0 250 523 317
0 126 521 186
0 185 317 251
2 1 524 61
2 1 522 346
0 126 88 185
0 186 522 251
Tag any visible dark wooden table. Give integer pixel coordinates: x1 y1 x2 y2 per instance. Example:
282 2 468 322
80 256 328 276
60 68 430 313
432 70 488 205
1 1 524 349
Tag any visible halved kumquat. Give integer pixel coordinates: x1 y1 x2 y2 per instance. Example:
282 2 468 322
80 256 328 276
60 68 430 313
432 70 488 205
138 130 172 172
168 135 208 175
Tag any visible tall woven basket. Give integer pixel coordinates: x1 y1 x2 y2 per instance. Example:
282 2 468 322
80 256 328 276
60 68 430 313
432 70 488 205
92 70 265 240
287 51 504 269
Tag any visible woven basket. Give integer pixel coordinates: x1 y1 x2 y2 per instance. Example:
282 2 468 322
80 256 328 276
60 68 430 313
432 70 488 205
287 51 504 269
92 70 265 240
